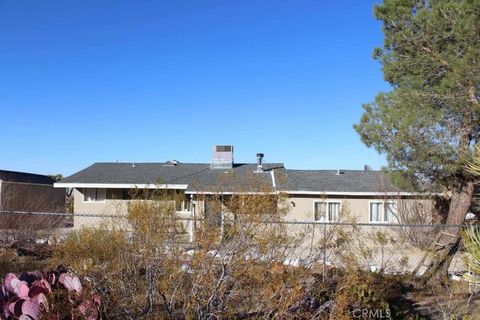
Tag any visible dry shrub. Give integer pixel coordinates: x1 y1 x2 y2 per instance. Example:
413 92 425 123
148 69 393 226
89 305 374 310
332 271 391 319
54 227 127 272
425 278 474 320
53 183 436 319
54 186 311 319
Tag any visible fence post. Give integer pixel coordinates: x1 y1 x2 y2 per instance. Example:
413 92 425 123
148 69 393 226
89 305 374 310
323 222 327 283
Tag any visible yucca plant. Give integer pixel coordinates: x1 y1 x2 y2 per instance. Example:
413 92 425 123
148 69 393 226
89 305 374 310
463 145 480 283
463 227 480 280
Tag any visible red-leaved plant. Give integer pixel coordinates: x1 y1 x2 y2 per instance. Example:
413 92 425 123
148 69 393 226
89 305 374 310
0 266 101 320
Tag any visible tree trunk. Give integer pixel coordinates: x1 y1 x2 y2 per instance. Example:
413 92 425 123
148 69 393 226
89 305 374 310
421 181 475 283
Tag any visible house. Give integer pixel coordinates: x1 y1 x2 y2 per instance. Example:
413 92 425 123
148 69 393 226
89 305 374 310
0 170 66 213
54 145 423 232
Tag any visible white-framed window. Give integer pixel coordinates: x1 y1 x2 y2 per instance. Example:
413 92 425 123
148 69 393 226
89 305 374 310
369 201 397 223
314 201 341 222
83 188 106 203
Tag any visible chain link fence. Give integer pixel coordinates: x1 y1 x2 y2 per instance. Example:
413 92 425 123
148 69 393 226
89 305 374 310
0 210 477 278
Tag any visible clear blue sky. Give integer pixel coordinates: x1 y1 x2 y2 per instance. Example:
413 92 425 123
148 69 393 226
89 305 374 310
0 0 389 176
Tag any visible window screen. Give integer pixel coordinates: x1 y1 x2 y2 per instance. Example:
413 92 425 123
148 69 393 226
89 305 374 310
370 202 382 222
315 202 340 222
328 202 340 221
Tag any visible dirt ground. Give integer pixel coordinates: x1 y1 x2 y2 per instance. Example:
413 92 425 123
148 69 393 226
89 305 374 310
0 242 53 276
409 287 480 319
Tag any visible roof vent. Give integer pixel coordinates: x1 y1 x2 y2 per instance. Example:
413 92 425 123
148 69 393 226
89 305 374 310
163 160 179 166
364 165 372 171
211 145 234 169
255 153 264 173
335 169 344 175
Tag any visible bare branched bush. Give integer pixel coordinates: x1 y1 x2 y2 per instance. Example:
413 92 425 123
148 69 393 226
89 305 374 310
426 277 474 320
391 197 440 250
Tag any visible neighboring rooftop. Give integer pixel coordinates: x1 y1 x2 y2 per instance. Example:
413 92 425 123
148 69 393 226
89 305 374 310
0 170 56 185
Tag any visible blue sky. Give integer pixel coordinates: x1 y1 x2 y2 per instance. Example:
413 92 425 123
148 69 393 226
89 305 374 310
0 0 389 176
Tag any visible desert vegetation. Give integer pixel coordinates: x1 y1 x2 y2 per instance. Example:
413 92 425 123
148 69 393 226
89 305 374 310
44 188 477 319
0 180 478 318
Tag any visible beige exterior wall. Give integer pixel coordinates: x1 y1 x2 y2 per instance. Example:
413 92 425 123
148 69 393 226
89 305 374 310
285 195 375 223
73 188 192 229
71 188 432 229
284 195 432 223
73 190 430 224
72 188 129 228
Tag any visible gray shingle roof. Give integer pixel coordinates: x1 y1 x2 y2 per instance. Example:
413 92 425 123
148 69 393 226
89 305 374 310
58 162 284 192
283 169 397 193
184 163 284 192
58 163 397 194
0 170 55 185
60 163 210 185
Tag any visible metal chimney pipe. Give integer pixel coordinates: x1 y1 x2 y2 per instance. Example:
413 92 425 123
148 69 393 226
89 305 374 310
256 153 264 173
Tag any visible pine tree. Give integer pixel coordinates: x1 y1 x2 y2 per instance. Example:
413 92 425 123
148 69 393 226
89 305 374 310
355 0 480 281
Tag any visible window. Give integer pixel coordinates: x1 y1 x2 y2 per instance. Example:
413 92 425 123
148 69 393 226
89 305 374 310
83 188 106 202
175 199 183 212
369 201 397 223
314 201 340 222
106 188 126 200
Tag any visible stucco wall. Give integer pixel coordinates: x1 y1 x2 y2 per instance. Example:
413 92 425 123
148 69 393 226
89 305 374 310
72 188 129 228
189 195 418 224
72 188 432 230
284 195 432 223
72 188 189 228
285 195 371 223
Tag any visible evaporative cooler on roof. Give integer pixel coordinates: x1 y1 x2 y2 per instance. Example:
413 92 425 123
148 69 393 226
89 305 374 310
211 145 234 169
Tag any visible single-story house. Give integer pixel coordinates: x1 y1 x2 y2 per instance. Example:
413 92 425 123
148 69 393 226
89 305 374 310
54 145 423 231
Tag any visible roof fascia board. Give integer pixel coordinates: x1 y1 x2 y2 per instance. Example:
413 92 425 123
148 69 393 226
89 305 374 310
54 185 425 196
54 183 188 190
186 191 276 195
185 190 423 196
285 190 423 196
